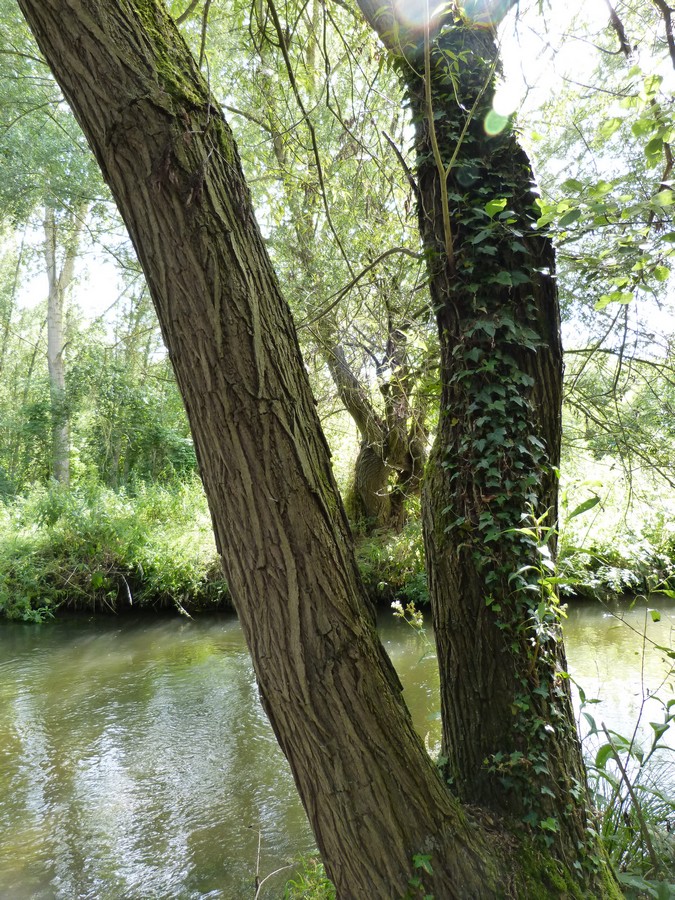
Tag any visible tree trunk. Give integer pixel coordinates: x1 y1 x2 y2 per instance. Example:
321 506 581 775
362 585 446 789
409 20 589 845
43 204 83 485
353 0 619 887
16 2 513 895
18 1 621 895
319 319 427 531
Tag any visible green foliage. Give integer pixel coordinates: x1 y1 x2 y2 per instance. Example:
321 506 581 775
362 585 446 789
356 518 428 605
283 856 335 899
404 852 435 899
558 453 675 599
0 0 103 219
0 479 227 621
578 655 675 895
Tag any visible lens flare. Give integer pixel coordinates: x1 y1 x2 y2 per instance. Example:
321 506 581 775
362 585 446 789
391 0 446 31
484 109 509 136
460 0 515 26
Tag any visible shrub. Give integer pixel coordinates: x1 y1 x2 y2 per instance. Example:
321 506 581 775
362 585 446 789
0 478 228 621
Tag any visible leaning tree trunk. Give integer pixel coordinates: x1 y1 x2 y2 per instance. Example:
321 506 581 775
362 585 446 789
16 2 515 896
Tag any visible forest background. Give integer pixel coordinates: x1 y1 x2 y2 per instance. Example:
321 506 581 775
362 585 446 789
1 0 673 620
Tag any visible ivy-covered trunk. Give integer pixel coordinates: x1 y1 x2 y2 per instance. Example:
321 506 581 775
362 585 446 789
353 0 612 881
409 18 590 863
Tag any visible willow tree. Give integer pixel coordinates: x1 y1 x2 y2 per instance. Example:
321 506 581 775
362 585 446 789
17 0 620 896
198 0 433 530
354 0 584 817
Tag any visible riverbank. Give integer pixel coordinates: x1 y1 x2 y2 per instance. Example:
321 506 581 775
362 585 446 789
2 481 674 622
0 480 229 621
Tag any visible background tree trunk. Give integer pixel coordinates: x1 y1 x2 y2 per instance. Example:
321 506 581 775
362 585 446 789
43 204 83 485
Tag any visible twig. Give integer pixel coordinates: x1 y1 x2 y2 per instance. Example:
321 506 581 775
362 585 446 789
265 0 355 277
382 130 418 198
199 0 212 69
603 0 632 58
175 0 201 25
253 863 295 898
298 246 423 329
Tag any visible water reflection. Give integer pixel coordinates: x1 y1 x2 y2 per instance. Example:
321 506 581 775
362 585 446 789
0 597 672 898
563 596 675 760
0 618 313 899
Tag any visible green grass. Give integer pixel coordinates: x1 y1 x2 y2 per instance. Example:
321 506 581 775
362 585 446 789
283 856 335 899
0 478 228 621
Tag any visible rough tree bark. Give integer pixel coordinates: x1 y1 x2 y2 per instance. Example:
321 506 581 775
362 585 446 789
354 0 618 883
17 1 620 896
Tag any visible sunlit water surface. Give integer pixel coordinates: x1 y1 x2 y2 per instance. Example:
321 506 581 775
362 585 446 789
0 597 672 898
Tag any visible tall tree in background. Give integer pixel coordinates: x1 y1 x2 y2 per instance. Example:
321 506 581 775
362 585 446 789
44 204 84 484
17 0 620 896
0 0 101 482
198 0 435 529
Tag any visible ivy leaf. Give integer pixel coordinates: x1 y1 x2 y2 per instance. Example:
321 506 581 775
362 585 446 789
484 198 507 218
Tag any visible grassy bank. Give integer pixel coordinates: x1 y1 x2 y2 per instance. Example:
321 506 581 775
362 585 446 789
0 479 228 621
2 471 675 623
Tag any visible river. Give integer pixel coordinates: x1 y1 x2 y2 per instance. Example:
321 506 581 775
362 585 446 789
0 597 673 899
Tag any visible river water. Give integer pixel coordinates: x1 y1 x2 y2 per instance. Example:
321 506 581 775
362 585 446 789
0 598 673 899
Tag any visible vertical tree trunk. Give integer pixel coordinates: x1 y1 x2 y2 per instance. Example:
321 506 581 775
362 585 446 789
352 0 612 880
409 21 588 845
43 205 83 485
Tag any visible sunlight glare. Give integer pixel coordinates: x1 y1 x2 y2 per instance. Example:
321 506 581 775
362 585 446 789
391 0 445 31
461 0 519 27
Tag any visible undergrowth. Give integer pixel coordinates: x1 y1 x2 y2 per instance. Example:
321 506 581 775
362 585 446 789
0 478 228 621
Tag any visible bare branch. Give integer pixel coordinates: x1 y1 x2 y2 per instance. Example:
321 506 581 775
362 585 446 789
652 0 675 69
175 0 200 25
603 0 632 57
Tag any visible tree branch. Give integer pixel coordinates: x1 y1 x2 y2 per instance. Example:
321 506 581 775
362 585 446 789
175 0 200 25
